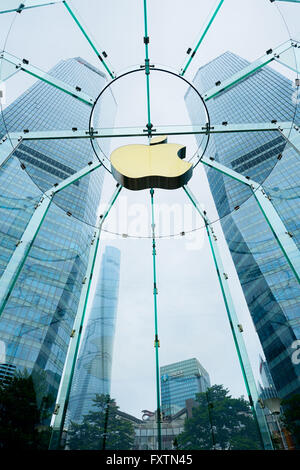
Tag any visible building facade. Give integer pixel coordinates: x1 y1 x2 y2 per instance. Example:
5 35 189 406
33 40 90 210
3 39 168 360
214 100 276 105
133 409 186 450
67 245 121 423
185 51 300 400
0 57 116 415
161 358 211 417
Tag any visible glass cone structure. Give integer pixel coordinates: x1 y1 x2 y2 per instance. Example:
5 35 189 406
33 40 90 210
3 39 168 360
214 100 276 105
0 0 300 452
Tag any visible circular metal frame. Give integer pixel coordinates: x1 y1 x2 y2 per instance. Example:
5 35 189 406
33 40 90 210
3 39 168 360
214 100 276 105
88 66 211 175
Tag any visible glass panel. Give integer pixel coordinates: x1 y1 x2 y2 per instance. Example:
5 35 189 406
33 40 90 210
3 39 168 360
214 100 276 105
1 53 94 106
10 123 295 141
203 41 293 102
180 0 225 76
0 136 19 166
0 57 19 82
275 43 300 74
0 154 43 277
62 1 115 80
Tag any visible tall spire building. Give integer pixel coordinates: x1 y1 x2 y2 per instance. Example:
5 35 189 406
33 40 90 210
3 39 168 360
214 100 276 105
67 245 121 423
0 57 117 413
185 52 300 400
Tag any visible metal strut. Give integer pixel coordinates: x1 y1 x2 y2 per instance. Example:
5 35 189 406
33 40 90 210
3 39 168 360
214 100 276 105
143 0 152 136
180 0 225 77
183 185 273 450
63 1 116 79
150 188 162 451
2 121 294 144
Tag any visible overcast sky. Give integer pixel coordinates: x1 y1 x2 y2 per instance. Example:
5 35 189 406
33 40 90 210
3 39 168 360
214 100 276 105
0 0 299 419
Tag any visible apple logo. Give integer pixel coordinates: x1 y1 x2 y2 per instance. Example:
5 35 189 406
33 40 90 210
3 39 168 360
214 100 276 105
110 135 193 190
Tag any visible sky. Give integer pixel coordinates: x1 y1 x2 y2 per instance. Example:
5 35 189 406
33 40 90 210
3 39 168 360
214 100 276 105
0 0 299 419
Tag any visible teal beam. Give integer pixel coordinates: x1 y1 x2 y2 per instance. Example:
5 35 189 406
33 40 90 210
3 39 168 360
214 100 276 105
0 194 52 319
0 51 94 106
143 0 152 134
150 189 162 451
254 189 300 285
49 184 122 450
0 1 62 14
203 40 296 101
183 185 273 450
278 125 300 157
5 122 293 142
0 57 20 81
47 159 102 194
180 0 225 76
63 1 115 79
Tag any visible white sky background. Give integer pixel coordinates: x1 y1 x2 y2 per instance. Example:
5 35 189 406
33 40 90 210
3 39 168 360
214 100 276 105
0 0 299 419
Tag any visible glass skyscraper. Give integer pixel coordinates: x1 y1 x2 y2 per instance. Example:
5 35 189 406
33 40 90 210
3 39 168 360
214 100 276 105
161 358 211 416
185 51 300 400
0 57 116 415
67 245 121 423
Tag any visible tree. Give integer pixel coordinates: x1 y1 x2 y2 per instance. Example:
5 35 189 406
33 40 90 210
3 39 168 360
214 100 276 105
281 394 300 449
67 394 136 450
0 371 52 449
177 384 262 450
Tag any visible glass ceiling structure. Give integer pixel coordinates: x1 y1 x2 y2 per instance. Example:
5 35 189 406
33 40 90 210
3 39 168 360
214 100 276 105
0 0 299 451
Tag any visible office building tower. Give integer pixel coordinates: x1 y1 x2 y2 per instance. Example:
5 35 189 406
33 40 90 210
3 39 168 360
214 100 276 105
67 245 121 423
0 57 117 415
185 51 300 400
161 358 211 416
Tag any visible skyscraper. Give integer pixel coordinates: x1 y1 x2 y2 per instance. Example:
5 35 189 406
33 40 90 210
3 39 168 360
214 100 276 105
67 245 121 423
0 57 117 414
161 358 211 417
0 363 16 386
185 51 300 400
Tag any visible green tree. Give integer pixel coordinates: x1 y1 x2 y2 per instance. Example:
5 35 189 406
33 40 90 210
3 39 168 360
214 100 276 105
0 371 51 449
281 393 300 449
177 384 262 450
67 394 135 450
